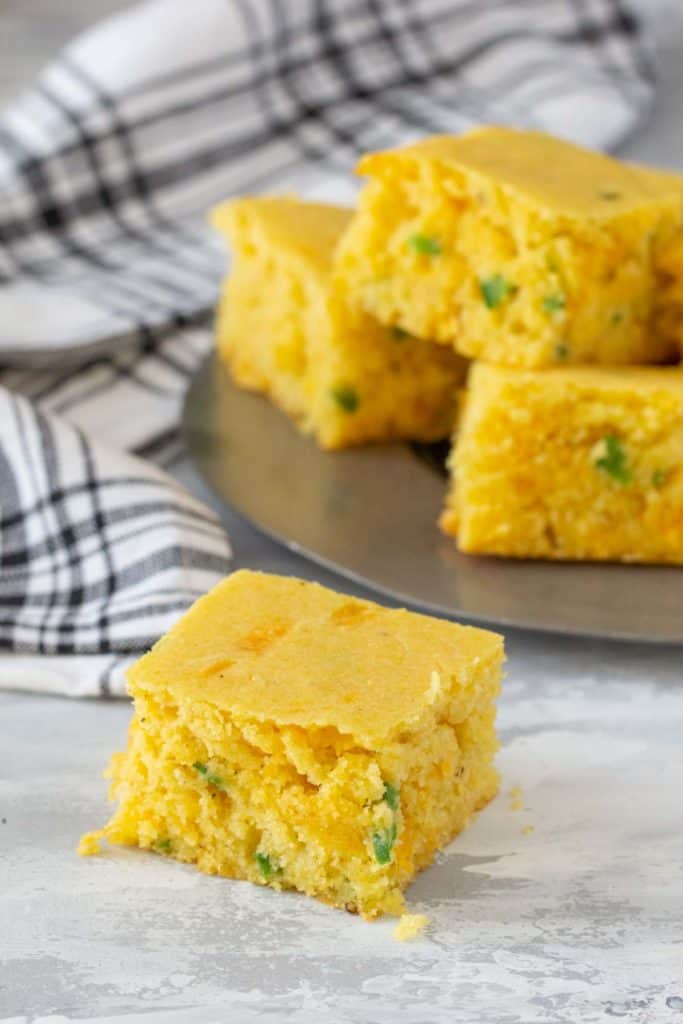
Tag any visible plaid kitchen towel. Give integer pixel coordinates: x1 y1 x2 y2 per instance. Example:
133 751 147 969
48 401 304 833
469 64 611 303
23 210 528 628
0 386 231 697
0 0 655 696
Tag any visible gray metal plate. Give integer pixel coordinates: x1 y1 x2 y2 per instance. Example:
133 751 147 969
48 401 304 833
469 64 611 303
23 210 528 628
184 354 683 643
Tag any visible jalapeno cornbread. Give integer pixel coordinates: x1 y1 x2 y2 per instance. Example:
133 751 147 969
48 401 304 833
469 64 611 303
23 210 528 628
211 197 465 449
442 363 683 563
335 127 683 368
79 570 503 919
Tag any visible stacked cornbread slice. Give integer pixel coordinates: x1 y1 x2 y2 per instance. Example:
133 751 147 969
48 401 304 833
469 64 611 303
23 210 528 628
211 126 683 565
335 127 683 367
211 196 466 449
335 126 683 564
80 571 504 919
442 363 683 563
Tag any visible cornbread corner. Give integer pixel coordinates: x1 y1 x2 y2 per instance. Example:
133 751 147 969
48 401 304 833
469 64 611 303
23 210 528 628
335 126 683 368
442 362 683 564
210 196 465 449
79 570 503 919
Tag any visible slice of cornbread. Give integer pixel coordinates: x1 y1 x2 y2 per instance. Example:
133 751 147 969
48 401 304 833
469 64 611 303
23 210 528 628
335 127 683 368
442 362 683 563
210 196 465 449
79 570 503 919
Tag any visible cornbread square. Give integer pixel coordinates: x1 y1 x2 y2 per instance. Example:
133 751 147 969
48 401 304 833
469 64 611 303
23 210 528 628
210 196 465 449
335 127 683 368
442 362 683 563
79 570 503 919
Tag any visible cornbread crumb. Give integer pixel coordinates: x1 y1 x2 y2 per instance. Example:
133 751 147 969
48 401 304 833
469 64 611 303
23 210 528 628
79 571 503 919
509 786 524 811
336 126 683 367
393 913 430 942
210 196 465 449
77 830 103 856
522 825 535 836
442 362 683 564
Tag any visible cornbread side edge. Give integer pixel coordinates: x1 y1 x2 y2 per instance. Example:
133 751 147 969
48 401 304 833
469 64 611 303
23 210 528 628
442 363 683 564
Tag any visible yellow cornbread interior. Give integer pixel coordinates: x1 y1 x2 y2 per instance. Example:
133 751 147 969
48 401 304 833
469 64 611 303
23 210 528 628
80 570 503 918
335 126 683 368
442 363 683 564
210 196 465 449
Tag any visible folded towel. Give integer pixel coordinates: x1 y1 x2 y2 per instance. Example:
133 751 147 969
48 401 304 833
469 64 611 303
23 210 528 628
0 384 232 696
0 0 654 696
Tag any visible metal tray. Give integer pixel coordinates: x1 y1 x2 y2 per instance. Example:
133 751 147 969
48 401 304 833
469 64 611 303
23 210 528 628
184 355 683 643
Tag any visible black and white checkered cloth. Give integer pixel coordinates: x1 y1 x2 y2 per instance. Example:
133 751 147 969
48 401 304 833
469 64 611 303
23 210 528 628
0 0 655 696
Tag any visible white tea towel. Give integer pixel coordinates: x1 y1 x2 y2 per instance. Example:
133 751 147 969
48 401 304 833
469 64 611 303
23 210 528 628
0 0 655 695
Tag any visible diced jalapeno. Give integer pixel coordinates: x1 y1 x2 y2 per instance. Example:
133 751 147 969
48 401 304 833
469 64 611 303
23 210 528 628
383 781 399 811
255 851 281 880
542 294 565 314
594 434 631 484
330 385 359 413
193 761 227 790
481 274 517 309
372 822 397 865
408 234 442 256
372 781 400 863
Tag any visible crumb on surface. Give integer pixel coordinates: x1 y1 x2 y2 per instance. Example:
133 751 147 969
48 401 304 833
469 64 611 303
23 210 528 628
521 824 534 836
393 913 430 942
509 785 524 811
77 830 103 856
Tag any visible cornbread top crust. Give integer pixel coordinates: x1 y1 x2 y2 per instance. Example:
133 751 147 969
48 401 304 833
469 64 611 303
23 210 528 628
358 126 683 219
127 570 503 744
211 196 351 277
